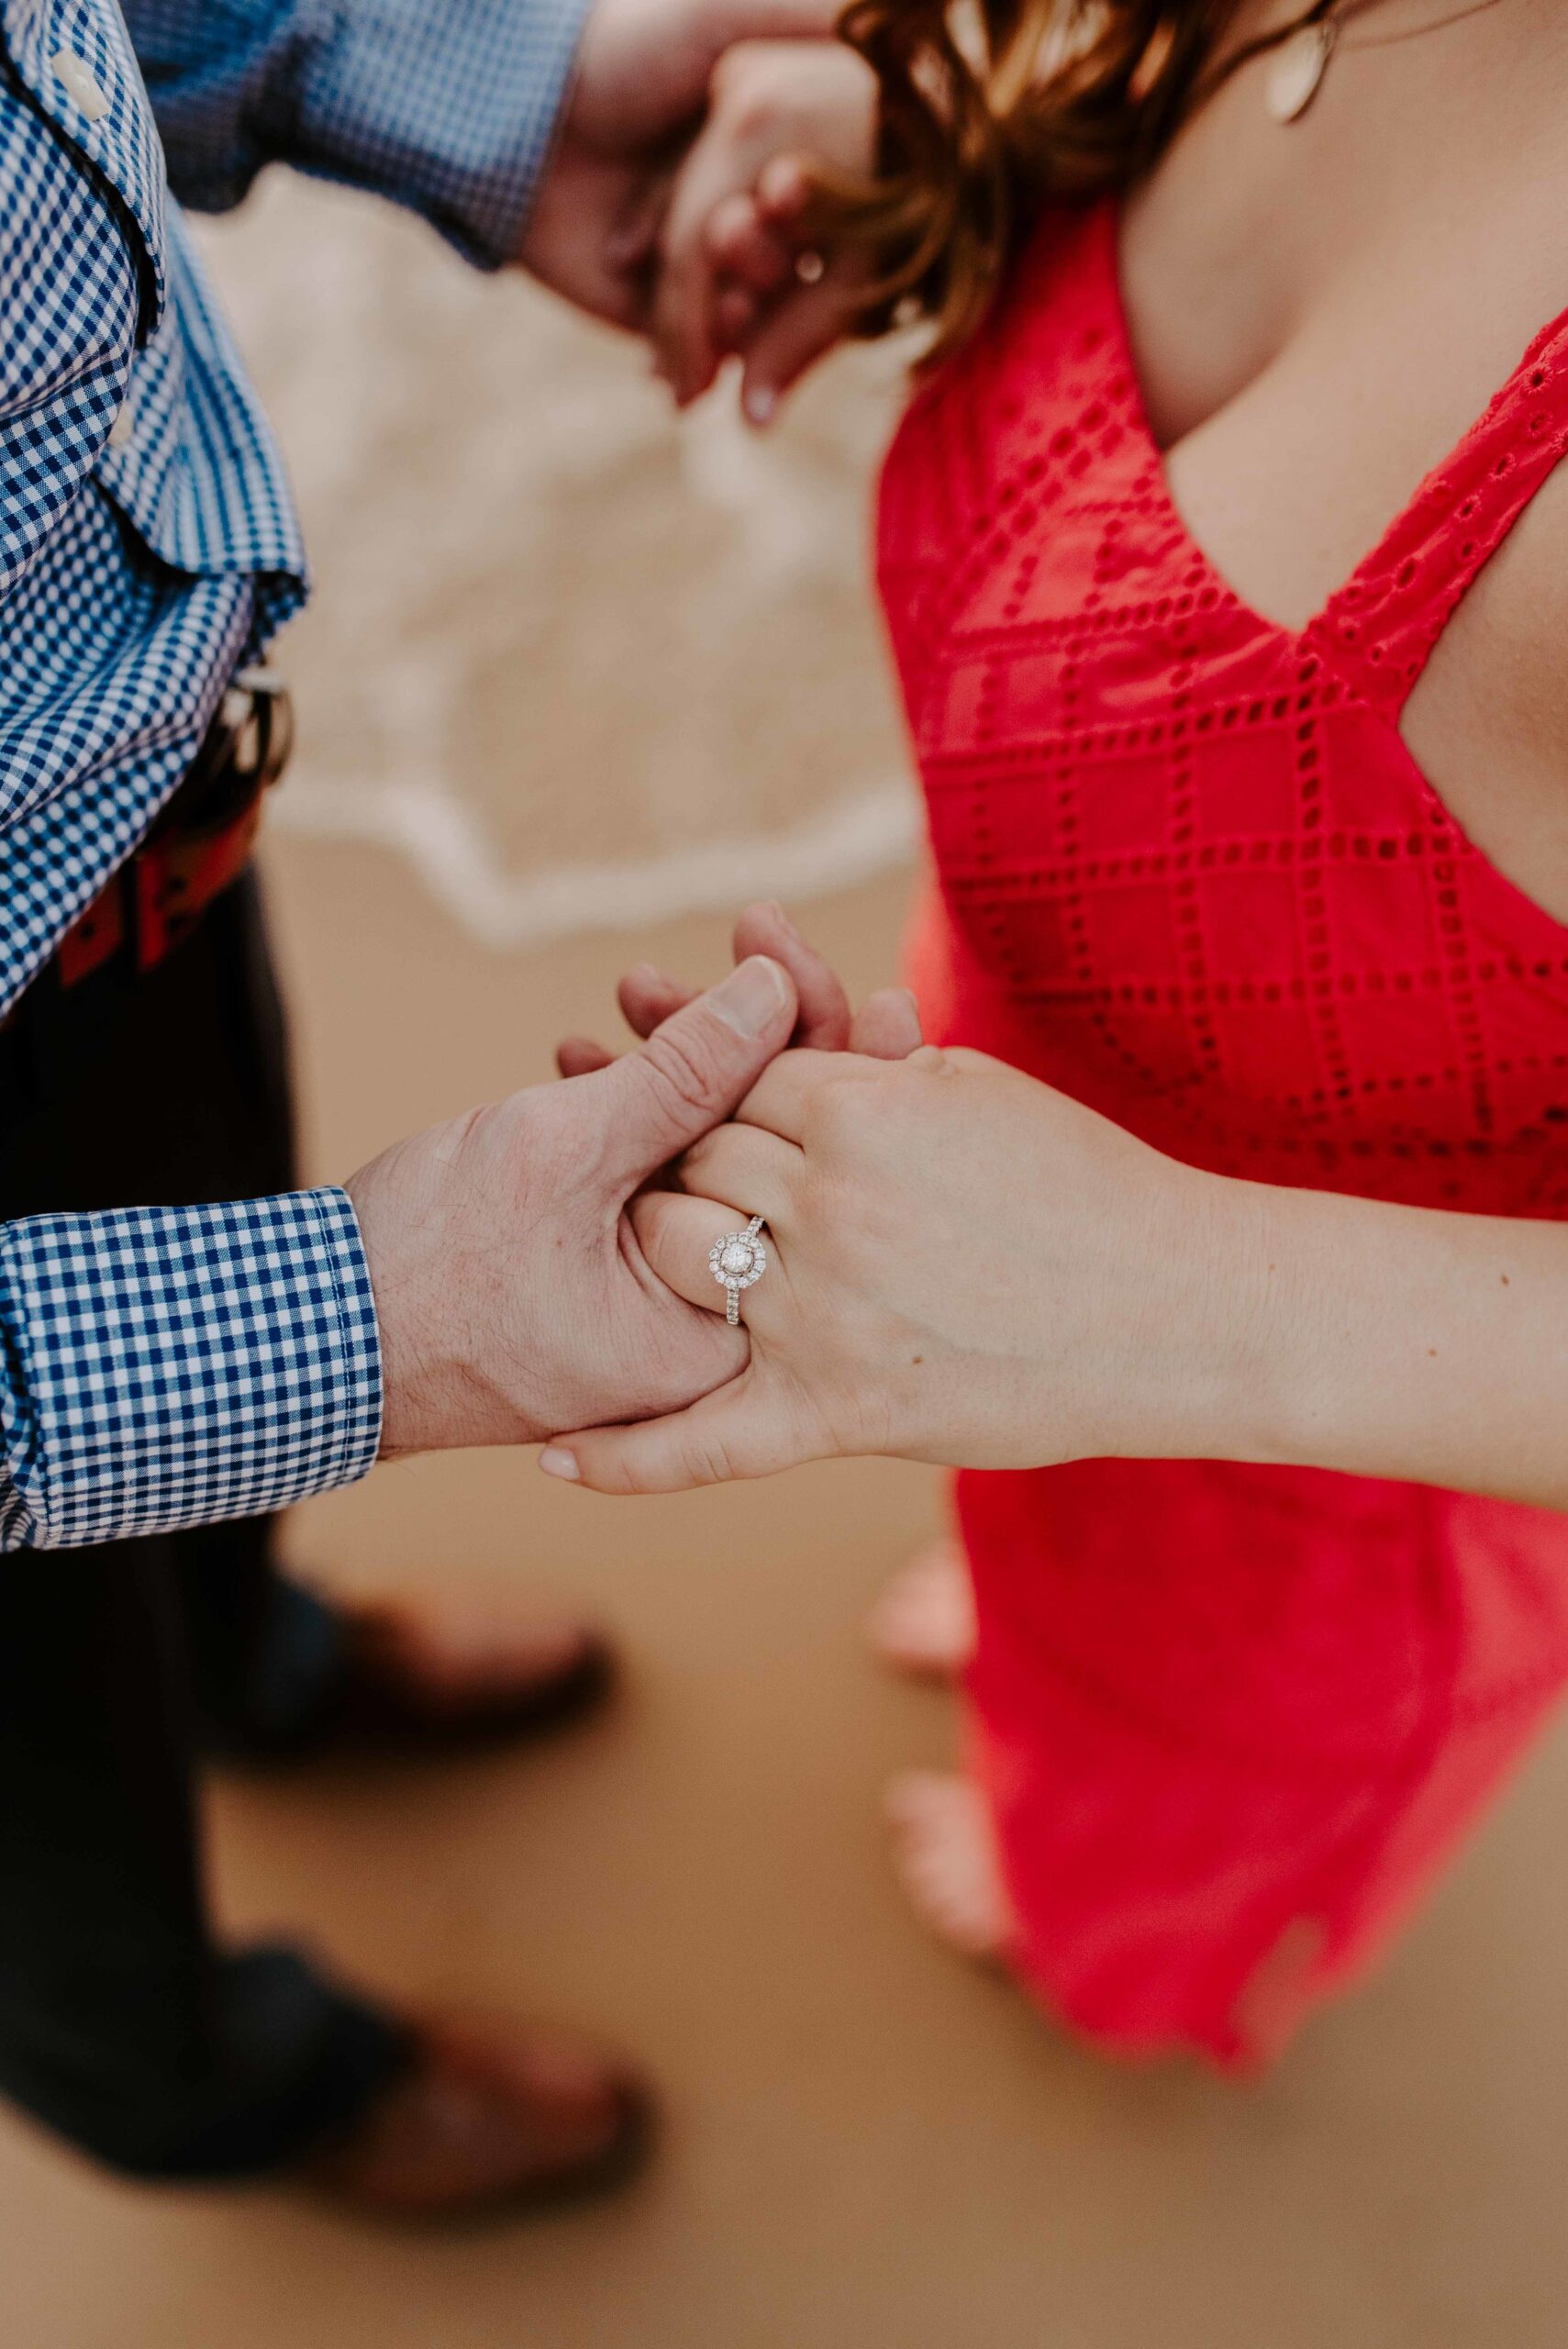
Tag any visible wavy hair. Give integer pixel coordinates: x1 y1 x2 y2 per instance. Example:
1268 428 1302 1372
820 1 1333 358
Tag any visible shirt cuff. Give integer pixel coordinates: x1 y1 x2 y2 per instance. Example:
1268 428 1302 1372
288 0 592 269
0 1187 383 1551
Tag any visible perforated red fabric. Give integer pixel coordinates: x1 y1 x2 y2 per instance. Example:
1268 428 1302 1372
878 199 1568 2065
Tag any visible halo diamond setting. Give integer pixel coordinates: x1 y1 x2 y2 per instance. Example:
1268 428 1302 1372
710 1216 767 1325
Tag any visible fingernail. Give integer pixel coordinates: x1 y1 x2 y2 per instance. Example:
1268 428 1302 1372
711 954 789 1038
744 385 775 428
764 899 802 942
539 1447 581 1482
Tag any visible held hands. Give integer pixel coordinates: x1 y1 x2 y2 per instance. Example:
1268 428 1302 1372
517 0 840 328
541 1010 1269 1496
344 953 799 1458
343 905 917 1461
519 0 880 424
555 897 926 1073
628 37 881 422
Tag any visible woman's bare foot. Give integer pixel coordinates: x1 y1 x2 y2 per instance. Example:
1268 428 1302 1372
884 1769 1016 1961
865 1542 976 1682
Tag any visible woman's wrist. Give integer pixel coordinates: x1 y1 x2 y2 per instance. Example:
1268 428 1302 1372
1124 1158 1291 1467
1124 1163 1412 1478
1164 1172 1568 1504
1003 1135 1288 1475
1188 1173 1344 1474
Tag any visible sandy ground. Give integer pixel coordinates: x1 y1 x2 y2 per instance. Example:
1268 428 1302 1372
193 180 917 946
5 837 1568 2346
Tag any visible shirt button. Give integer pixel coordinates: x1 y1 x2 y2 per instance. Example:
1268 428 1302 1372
49 49 110 121
107 403 134 449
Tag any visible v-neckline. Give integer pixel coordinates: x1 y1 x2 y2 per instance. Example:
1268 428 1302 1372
1096 195 1568 655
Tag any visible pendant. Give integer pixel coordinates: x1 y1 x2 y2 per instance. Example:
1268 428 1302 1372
1266 22 1336 123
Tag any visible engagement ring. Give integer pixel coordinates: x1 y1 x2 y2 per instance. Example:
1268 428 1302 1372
710 1215 768 1327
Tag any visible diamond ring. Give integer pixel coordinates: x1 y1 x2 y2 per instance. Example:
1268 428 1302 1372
709 1215 768 1328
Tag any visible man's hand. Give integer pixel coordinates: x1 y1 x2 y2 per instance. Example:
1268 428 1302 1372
555 898 923 1074
345 954 797 1457
517 0 838 329
640 39 878 416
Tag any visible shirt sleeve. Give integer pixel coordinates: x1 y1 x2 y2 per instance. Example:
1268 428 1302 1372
121 0 591 269
0 1187 383 1551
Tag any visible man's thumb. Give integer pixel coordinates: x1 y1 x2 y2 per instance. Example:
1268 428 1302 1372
596 955 796 1183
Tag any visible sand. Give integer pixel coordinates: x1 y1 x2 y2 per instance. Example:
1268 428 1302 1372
193 177 917 949
4 840 1568 2347
6 164 1567 2349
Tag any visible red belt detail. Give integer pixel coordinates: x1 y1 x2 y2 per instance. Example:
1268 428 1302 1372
54 667 294 992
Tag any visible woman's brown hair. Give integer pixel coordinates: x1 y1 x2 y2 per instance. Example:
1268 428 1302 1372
825 1 1324 359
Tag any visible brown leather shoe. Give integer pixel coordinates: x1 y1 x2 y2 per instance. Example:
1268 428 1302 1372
299 2011 653 2221
310 1587 615 1755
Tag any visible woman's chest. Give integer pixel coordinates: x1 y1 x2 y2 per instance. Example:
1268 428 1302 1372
876 208 1568 1195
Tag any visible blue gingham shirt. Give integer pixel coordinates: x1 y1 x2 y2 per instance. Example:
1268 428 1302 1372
0 0 587 1548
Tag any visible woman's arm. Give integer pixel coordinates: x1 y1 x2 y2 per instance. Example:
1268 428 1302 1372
1224 1174 1568 1508
539 1042 1568 1506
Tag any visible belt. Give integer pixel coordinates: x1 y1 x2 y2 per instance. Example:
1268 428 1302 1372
53 666 294 990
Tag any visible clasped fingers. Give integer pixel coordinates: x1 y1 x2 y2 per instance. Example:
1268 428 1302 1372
629 1186 795 1331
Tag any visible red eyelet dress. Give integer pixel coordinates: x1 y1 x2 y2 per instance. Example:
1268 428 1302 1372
878 197 1568 2067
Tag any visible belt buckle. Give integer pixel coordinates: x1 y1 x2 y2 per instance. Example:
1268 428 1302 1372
132 667 294 972
155 664 294 842
218 663 295 795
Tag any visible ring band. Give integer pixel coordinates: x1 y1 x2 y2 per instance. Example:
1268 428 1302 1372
710 1215 768 1328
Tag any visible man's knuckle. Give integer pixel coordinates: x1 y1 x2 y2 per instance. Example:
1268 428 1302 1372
642 1025 722 1119
687 1431 735 1486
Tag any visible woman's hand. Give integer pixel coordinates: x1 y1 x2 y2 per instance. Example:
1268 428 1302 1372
616 36 881 419
555 898 923 1074
539 1043 1273 1492
517 0 844 332
541 924 1568 1513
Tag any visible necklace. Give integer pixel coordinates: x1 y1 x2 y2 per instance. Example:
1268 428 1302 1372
1265 0 1508 123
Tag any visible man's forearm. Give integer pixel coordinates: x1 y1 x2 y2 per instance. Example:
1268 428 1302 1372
0 1190 382 1549
124 0 589 268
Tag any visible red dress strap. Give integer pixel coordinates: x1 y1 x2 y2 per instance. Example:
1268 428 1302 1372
1306 310 1568 716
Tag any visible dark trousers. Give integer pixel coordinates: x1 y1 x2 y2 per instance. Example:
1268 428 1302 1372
0 879 405 2177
